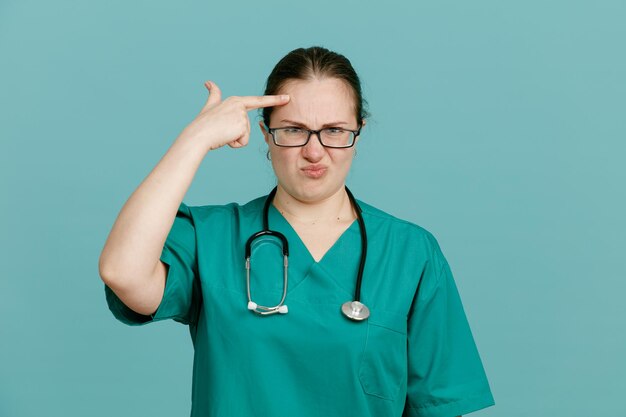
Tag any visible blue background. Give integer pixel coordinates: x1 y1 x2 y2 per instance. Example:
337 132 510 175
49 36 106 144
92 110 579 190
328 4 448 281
1 1 624 416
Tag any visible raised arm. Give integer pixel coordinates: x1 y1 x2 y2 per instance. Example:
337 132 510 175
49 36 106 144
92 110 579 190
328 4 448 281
98 81 289 316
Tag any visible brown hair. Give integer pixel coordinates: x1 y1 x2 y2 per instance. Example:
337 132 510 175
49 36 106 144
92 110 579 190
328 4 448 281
260 46 370 128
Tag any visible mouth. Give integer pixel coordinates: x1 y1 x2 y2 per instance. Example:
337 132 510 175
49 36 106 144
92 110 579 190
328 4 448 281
301 165 327 179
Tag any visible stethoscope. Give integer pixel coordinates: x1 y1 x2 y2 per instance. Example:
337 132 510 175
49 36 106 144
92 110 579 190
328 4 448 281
244 186 370 321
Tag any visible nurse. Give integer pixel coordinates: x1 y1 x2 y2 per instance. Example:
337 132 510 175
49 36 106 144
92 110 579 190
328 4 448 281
99 46 495 417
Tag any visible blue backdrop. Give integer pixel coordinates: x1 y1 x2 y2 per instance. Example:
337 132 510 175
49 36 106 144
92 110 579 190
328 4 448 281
1 1 624 416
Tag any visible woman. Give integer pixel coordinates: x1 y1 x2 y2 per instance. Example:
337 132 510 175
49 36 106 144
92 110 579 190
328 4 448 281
99 46 495 417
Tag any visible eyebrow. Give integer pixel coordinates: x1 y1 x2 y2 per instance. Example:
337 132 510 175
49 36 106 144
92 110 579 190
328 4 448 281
279 119 348 128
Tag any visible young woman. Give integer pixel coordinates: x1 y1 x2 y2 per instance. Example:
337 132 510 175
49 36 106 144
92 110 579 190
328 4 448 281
99 46 495 417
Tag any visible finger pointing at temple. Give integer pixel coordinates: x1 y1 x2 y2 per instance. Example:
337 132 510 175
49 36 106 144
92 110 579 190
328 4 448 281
182 81 291 152
241 94 290 110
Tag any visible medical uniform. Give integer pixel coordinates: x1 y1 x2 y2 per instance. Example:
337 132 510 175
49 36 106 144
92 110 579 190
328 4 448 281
105 193 495 417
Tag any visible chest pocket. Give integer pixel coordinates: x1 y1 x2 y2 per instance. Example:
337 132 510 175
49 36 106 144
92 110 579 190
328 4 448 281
358 310 408 401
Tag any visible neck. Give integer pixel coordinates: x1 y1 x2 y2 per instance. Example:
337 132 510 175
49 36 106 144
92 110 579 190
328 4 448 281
273 185 355 225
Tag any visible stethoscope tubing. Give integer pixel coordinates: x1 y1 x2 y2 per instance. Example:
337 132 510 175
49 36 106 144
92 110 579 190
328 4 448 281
344 186 367 304
245 185 367 317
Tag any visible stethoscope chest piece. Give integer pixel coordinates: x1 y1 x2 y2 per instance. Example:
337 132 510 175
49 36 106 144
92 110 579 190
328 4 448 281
341 300 370 321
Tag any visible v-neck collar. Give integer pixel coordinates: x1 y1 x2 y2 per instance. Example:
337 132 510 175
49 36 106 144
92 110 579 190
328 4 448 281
257 196 365 298
267 202 359 266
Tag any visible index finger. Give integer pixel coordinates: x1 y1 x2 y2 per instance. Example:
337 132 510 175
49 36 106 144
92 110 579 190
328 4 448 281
241 94 290 110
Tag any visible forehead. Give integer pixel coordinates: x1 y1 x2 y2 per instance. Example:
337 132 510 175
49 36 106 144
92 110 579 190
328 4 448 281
272 77 357 126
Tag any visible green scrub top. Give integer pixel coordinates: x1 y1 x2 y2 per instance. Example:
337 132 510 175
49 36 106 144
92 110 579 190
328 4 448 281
104 193 495 417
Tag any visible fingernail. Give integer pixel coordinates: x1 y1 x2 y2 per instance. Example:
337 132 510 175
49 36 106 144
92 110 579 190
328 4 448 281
282 95 289 100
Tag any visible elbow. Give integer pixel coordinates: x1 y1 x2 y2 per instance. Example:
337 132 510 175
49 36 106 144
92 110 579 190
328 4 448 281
98 255 132 290
98 255 158 294
98 254 119 286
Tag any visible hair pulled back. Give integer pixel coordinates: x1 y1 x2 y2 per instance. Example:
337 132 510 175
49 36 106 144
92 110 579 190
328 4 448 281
260 46 370 128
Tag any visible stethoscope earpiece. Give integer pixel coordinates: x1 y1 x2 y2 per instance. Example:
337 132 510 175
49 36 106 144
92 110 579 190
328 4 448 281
247 300 288 315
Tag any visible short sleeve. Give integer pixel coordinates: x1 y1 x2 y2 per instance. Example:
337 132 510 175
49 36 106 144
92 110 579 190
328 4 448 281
104 202 201 326
404 243 495 417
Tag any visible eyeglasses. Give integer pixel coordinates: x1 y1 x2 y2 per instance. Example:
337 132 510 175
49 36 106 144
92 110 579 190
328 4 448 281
267 125 361 148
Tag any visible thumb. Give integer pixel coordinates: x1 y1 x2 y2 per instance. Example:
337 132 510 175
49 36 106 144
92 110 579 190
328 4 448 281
202 80 222 110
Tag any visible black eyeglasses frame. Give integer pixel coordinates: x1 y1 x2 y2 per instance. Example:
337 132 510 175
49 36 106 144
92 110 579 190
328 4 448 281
266 125 362 148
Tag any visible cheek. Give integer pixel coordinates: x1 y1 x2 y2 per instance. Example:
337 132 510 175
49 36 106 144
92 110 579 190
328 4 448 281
332 151 355 167
270 150 295 173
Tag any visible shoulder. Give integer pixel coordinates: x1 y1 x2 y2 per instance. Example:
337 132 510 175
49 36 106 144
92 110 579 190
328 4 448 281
357 199 437 242
356 199 447 268
181 195 267 223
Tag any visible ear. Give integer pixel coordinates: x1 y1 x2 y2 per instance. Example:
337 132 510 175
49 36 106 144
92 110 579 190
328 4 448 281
259 121 269 145
354 118 366 145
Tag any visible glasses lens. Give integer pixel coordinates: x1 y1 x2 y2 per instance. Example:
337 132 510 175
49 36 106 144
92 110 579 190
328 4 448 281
274 128 309 146
272 127 356 147
320 128 354 148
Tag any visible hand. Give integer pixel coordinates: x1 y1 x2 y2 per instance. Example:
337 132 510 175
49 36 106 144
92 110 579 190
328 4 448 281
180 80 290 151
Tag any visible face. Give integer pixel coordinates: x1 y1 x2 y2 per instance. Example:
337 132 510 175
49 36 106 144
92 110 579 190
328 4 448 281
259 77 366 204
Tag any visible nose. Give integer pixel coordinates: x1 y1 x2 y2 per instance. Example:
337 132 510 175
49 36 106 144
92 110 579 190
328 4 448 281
301 131 326 161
